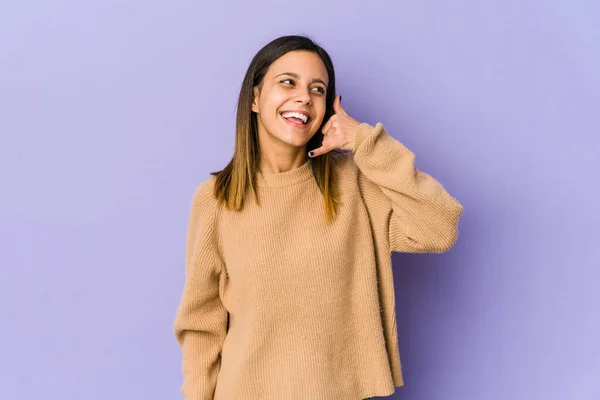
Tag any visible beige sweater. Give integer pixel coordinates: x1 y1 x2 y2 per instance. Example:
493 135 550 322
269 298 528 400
174 122 463 400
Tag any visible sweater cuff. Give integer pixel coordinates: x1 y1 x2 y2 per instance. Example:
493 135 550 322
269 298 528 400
353 122 385 155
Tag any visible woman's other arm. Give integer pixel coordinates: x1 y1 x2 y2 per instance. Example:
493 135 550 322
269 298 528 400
174 180 228 399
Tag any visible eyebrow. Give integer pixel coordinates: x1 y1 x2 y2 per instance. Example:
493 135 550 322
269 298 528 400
275 72 328 87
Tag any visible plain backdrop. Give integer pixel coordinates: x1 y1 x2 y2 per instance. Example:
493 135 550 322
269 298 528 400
1 1 599 399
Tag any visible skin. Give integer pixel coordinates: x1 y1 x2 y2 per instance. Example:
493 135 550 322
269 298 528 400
251 50 362 174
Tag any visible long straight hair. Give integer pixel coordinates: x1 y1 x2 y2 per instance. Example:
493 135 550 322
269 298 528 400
210 35 344 223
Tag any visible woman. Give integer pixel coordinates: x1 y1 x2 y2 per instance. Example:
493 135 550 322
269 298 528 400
173 34 463 400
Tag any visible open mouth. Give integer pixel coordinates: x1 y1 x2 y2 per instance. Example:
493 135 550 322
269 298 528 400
280 111 311 126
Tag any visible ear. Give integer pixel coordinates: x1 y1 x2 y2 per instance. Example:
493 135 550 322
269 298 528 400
251 86 260 113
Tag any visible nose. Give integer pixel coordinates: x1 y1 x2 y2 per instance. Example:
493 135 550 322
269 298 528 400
295 87 312 105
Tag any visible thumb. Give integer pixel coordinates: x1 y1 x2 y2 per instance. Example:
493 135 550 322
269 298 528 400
333 95 347 116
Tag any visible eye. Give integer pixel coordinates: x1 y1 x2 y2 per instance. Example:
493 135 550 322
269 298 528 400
280 79 325 94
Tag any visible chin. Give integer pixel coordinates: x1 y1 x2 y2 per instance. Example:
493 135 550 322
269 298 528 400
280 134 309 148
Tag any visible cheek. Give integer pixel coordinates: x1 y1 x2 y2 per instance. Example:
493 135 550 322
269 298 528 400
268 86 288 100
258 87 284 111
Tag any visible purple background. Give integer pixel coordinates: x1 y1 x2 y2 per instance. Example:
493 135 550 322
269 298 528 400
1 1 599 399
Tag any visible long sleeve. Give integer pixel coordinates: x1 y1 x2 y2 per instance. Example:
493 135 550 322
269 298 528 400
174 180 229 399
352 122 463 253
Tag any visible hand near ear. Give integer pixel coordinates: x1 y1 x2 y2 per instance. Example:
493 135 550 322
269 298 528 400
308 95 362 157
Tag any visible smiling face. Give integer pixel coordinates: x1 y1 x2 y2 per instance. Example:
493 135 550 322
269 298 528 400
251 50 329 155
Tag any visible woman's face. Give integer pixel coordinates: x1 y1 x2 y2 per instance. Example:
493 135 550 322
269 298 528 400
251 50 329 151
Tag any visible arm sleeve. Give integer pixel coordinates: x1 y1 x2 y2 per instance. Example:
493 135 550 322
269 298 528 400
353 122 464 253
173 181 229 399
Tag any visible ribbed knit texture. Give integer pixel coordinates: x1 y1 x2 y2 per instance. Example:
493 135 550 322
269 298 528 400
174 122 463 400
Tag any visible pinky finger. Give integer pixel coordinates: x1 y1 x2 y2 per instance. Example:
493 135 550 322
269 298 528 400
308 146 325 157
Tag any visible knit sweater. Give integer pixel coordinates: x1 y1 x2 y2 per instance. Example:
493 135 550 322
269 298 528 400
173 122 463 400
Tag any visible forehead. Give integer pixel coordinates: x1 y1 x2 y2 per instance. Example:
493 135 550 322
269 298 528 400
267 51 329 84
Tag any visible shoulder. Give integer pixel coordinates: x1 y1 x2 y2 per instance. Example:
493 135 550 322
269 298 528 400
331 150 359 175
189 175 220 218
329 151 366 198
330 147 384 204
331 150 361 180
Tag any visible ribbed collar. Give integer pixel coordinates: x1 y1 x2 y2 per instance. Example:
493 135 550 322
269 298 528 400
255 159 314 188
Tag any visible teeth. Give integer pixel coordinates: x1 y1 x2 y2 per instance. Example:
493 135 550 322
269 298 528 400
282 111 308 124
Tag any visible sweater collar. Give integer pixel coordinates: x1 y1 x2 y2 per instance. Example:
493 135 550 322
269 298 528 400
255 159 314 188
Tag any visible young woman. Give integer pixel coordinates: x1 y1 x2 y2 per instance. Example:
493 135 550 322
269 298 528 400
173 35 463 400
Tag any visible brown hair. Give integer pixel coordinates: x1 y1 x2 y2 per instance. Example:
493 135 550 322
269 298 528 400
210 34 344 223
